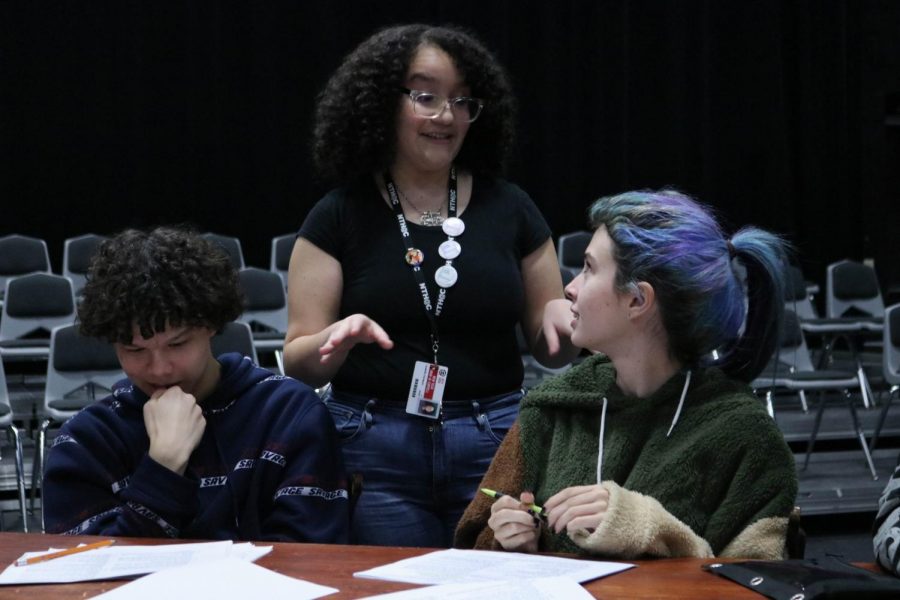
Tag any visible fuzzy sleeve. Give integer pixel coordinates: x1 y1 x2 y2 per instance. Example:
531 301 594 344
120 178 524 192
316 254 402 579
569 481 714 558
705 412 796 559
874 456 900 575
454 420 530 550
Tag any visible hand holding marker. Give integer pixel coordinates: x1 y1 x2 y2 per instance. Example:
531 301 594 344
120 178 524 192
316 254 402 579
480 487 547 522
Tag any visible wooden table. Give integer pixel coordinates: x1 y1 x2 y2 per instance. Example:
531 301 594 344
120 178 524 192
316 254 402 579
0 531 839 598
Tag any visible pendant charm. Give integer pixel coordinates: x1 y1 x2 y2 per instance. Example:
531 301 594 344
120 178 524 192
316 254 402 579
405 248 424 266
420 211 444 227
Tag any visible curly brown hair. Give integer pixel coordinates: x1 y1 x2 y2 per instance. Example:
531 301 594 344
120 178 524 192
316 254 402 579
78 227 244 344
312 23 517 185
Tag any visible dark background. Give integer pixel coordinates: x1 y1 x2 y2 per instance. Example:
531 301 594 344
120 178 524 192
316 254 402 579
2 1 899 296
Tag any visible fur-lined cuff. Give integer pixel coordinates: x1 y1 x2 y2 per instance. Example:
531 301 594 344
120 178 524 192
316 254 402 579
569 481 714 559
720 516 788 559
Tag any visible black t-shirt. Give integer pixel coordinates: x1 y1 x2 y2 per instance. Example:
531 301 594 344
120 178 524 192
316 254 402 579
298 175 551 401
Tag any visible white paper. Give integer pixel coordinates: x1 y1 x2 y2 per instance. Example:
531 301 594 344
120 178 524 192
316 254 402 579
359 575 594 599
0 540 272 585
94 557 338 600
353 548 633 586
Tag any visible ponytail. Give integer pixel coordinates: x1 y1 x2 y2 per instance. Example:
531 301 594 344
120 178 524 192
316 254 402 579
716 228 789 381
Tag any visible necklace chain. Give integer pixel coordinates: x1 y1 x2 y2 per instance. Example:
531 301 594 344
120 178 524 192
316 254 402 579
396 186 445 226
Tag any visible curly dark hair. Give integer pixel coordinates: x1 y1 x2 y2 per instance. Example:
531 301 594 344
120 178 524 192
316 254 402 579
312 23 517 185
78 227 244 344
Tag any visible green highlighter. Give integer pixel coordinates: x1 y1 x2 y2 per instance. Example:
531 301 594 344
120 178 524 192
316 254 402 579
480 487 547 519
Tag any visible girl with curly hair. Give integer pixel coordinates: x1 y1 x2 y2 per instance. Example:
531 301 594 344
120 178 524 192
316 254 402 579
284 24 577 547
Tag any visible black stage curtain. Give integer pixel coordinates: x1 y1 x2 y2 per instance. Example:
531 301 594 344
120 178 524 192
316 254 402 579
2 1 898 291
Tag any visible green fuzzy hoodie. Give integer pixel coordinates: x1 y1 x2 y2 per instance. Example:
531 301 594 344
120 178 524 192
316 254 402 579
456 354 797 558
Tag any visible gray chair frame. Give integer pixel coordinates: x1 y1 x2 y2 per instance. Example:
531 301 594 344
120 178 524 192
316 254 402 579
202 233 245 270
870 304 900 452
826 260 885 319
63 233 107 296
270 233 294 289
785 265 819 320
0 273 76 361
752 310 877 479
810 260 886 410
34 324 124 530
0 360 28 531
237 268 287 373
0 234 52 303
557 231 592 281
211 321 259 365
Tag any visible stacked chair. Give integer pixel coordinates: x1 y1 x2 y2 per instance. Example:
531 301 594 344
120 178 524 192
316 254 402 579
869 304 900 452
62 233 107 297
202 232 245 270
0 360 28 531
557 231 592 281
270 233 294 289
0 234 52 304
0 273 76 362
754 309 878 480
237 268 287 372
34 324 124 530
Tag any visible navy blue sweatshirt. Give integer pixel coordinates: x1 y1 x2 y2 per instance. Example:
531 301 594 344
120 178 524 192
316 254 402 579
43 353 349 543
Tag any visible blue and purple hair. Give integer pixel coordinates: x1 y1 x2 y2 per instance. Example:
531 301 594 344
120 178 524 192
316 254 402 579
588 189 788 381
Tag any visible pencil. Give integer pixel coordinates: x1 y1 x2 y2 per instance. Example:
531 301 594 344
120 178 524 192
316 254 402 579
15 539 116 567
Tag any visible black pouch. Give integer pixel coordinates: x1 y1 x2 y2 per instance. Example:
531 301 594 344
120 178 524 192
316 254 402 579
703 557 900 599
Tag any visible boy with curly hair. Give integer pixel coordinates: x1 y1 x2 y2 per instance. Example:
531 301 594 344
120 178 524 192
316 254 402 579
43 227 349 542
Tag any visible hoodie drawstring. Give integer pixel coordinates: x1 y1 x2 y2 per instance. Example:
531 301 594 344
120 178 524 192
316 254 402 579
596 397 608 484
596 370 692 484
666 370 692 438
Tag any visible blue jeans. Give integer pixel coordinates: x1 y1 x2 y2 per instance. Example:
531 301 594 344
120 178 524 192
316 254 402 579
323 389 522 548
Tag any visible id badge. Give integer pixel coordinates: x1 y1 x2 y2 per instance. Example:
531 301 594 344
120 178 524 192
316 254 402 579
406 361 449 419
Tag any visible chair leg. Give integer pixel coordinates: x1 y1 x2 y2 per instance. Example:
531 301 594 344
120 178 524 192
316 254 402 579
856 363 873 409
803 391 828 471
799 390 809 413
870 387 898 453
846 390 878 480
7 425 28 533
765 390 774 419
32 419 51 532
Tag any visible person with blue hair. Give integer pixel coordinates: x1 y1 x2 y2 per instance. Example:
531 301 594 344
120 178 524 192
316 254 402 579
456 189 798 559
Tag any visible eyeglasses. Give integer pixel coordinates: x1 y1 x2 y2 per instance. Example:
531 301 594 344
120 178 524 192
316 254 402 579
399 87 484 123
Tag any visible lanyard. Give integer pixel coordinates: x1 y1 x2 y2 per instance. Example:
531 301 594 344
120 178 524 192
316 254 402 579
384 167 461 364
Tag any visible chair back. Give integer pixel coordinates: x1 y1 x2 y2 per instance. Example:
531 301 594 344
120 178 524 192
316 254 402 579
0 273 76 341
202 233 245 269
0 359 12 428
270 234 294 288
0 357 29 531
0 234 52 295
885 304 900 387
784 265 818 319
63 233 108 295
211 321 259 364
238 267 288 334
557 231 592 280
44 324 124 422
826 260 884 319
773 310 817 373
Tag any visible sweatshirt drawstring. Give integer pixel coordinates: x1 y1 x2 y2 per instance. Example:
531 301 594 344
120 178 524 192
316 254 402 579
596 369 692 484
666 370 692 438
596 397 607 484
